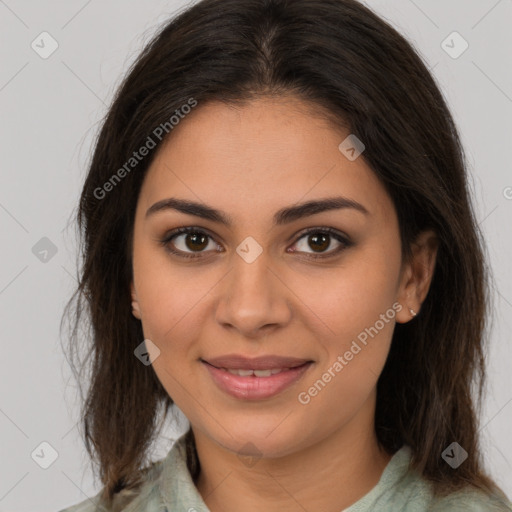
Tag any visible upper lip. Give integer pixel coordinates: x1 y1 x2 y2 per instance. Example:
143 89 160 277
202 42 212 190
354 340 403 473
202 354 312 370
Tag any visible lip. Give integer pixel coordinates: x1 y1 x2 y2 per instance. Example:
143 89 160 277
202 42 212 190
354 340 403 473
202 354 311 370
201 357 314 400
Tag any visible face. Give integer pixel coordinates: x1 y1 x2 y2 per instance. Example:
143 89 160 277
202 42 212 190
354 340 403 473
130 96 424 458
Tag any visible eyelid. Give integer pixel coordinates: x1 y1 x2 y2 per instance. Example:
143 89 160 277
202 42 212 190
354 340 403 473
160 225 352 259
159 226 222 259
286 227 352 260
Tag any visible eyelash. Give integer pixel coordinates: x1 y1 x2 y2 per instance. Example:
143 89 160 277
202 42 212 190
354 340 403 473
159 226 353 260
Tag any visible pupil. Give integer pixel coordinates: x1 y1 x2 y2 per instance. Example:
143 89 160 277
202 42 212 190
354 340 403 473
186 233 208 251
309 233 329 252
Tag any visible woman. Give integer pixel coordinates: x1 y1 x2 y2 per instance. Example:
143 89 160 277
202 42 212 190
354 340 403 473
60 0 512 510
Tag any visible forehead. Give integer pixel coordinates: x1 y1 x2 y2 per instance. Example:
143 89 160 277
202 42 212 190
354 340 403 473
138 97 394 225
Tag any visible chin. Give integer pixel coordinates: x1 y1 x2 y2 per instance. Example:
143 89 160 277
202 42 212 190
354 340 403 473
206 419 313 460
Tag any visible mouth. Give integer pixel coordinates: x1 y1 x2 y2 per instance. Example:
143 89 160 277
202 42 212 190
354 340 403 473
200 355 314 400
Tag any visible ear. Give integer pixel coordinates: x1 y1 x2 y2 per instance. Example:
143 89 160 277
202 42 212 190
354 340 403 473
130 281 141 320
395 229 439 324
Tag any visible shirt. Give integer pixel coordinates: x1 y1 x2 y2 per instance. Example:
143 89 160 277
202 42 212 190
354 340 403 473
59 432 512 512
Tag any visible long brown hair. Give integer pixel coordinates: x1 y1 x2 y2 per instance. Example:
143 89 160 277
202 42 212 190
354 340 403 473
62 0 508 507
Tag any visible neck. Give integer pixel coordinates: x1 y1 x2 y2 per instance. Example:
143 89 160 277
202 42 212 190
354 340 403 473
193 395 393 512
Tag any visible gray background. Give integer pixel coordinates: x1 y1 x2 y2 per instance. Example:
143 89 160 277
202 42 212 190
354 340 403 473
0 0 511 510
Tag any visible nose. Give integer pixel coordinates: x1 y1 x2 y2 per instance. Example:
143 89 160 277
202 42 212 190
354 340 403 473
215 248 292 339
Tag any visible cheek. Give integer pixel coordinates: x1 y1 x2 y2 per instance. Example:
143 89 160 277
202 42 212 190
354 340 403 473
297 289 397 420
294 244 401 343
132 242 196 349
134 255 210 405
293 240 401 404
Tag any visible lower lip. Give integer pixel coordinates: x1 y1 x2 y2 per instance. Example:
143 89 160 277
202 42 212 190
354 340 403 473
202 361 313 400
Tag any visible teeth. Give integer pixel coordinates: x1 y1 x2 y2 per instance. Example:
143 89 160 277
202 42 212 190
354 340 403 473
254 369 273 377
223 368 285 377
226 369 254 376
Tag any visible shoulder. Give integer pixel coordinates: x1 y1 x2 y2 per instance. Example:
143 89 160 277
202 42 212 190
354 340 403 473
57 458 166 512
364 446 512 512
57 433 200 512
429 488 512 512
57 489 103 512
394 465 512 512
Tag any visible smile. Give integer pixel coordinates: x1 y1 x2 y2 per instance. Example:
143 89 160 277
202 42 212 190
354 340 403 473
201 359 313 400
223 368 287 376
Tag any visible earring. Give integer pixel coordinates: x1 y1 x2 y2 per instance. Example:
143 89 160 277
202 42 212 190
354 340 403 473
409 307 417 317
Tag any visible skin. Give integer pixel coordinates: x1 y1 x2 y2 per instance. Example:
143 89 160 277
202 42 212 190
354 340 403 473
130 96 438 512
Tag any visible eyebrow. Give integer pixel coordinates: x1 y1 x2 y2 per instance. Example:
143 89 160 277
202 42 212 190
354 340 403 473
145 196 369 226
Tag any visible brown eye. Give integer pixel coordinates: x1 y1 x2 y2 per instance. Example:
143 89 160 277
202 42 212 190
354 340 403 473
183 232 209 251
290 228 353 259
307 233 330 252
160 226 352 261
161 227 220 259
